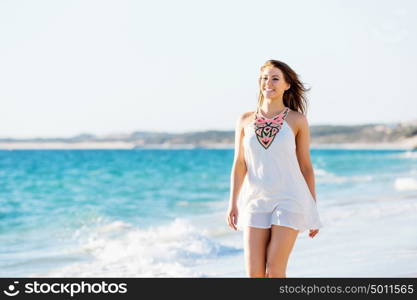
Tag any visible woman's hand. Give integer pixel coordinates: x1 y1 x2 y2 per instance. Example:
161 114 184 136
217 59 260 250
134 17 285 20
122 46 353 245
226 205 239 231
309 229 319 238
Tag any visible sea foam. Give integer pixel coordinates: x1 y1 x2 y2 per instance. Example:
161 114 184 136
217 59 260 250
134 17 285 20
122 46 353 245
394 177 417 191
38 218 239 277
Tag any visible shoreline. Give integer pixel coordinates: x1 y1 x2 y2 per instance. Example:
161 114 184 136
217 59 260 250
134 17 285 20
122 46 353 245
0 142 415 150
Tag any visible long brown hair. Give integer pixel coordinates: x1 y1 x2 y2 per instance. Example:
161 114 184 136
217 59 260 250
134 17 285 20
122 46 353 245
256 59 311 115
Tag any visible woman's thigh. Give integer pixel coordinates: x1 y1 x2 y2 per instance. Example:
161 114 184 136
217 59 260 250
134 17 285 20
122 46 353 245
266 225 299 277
243 226 271 277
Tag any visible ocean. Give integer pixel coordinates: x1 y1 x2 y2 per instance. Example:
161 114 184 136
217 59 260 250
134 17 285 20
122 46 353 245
1 148 417 277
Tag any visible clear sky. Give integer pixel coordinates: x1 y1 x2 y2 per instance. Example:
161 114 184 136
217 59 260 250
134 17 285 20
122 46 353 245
1 0 416 138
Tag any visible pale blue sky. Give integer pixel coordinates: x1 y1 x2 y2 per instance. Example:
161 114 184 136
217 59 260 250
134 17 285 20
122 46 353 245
1 0 416 138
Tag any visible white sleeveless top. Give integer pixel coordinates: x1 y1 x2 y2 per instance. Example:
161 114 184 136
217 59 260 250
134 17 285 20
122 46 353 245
237 107 322 230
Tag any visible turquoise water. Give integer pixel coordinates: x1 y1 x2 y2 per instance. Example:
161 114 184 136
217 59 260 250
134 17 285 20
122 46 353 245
1 148 417 277
1 150 230 228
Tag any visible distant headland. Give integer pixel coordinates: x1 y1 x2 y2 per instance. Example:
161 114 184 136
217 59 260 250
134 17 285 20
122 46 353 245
1 119 417 150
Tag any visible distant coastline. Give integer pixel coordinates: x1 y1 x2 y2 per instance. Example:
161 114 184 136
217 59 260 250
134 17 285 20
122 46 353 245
1 120 417 150
0 142 414 150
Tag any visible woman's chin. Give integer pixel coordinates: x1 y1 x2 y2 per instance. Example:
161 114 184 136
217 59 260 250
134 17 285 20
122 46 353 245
263 92 276 98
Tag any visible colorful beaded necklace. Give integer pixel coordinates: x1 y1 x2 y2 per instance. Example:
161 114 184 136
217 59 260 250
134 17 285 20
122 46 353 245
254 107 290 149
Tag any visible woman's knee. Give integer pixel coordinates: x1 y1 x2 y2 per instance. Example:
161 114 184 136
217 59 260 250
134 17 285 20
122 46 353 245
247 270 267 278
246 264 267 278
266 262 286 278
267 271 286 278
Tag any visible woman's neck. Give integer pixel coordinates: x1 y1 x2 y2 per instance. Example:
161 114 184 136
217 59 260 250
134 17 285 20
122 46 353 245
260 98 286 114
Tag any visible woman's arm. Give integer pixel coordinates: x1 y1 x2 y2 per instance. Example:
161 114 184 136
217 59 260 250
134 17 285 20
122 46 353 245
229 113 248 208
295 114 317 202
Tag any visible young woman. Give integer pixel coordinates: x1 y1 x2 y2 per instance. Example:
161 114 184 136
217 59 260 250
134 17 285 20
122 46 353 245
226 59 322 278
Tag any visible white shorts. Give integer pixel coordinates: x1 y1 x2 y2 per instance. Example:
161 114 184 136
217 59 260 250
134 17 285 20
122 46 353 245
237 198 320 233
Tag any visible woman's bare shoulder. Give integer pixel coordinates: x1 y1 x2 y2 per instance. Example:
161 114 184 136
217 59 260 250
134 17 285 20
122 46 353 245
237 111 256 128
287 108 304 118
287 109 309 136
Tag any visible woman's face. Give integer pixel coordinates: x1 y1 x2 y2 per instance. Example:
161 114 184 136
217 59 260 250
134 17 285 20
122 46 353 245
260 66 290 99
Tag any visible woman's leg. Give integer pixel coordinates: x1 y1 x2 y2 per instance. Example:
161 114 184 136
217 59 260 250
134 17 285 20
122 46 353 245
265 225 299 278
243 226 271 278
